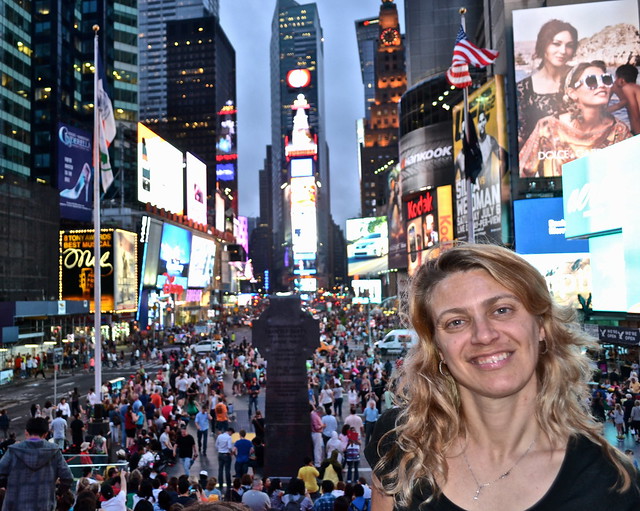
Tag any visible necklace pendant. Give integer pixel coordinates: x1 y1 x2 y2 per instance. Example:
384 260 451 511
473 487 481 501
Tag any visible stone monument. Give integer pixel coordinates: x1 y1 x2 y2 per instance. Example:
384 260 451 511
252 295 319 477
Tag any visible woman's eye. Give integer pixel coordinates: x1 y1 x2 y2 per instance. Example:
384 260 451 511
494 306 512 315
444 319 465 329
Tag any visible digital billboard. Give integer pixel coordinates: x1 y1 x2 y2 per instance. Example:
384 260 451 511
513 0 638 179
514 198 591 308
562 135 640 313
453 77 510 243
234 216 249 256
351 279 382 304
140 216 163 288
387 165 406 270
58 123 93 222
59 229 115 312
113 229 138 312
290 157 314 178
216 163 236 182
156 223 192 295
290 176 318 258
137 123 184 215
399 121 453 194
215 190 226 233
346 217 388 277
187 235 216 289
185 152 207 225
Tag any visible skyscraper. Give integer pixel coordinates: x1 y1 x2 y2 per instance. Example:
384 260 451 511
138 0 219 123
270 0 330 291
355 17 380 122
357 0 406 219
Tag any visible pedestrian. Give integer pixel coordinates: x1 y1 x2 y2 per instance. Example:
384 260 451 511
297 457 320 499
215 426 234 491
233 429 253 478
173 425 197 476
0 410 9 440
310 406 325 467
344 438 360 484
247 378 261 418
50 410 67 450
195 405 211 455
241 477 271 511
0 417 73 511
362 400 379 447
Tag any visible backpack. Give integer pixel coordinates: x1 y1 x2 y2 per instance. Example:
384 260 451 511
284 495 303 511
345 443 360 462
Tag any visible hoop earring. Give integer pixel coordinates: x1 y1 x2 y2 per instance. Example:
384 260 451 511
539 339 548 355
439 360 448 377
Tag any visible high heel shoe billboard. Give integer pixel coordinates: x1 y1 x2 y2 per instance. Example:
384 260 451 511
57 123 93 222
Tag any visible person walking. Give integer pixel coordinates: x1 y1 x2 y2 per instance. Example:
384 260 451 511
50 410 67 450
233 429 253 478
174 425 197 476
0 417 73 511
195 405 211 455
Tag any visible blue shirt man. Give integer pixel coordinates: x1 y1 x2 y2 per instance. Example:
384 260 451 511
233 429 253 477
195 408 210 454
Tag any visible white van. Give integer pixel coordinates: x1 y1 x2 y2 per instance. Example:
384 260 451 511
374 329 419 355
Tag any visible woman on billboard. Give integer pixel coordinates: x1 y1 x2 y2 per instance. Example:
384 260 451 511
519 61 632 177
516 19 578 146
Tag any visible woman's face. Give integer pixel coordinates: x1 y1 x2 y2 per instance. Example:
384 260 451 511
544 30 575 68
570 66 613 108
430 269 543 402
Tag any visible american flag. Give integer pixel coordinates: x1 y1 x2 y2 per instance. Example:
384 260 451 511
446 25 499 88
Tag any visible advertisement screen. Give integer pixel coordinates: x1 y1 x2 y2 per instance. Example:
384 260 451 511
513 0 638 179
138 123 184 215
290 158 314 178
453 77 510 243
216 163 236 182
156 223 192 294
562 135 640 313
514 198 588 254
387 165 406 270
346 217 388 277
58 123 93 222
234 216 249 255
141 216 163 288
59 229 115 312
404 189 438 276
188 235 216 288
215 191 226 233
291 176 318 256
399 121 453 194
351 279 382 304
185 152 207 225
113 229 138 311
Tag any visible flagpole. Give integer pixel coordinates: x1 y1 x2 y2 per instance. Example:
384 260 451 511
460 8 475 244
93 24 103 401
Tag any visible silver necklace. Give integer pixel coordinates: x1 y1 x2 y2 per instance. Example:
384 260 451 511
462 439 536 501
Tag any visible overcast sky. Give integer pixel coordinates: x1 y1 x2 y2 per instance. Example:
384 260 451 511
219 0 406 231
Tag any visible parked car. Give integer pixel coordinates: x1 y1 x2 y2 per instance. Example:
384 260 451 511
191 339 224 355
353 232 388 258
374 329 418 355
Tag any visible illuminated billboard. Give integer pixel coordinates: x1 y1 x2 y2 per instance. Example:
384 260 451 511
290 157 314 178
113 230 138 312
513 0 638 180
59 229 115 312
156 223 192 295
57 123 92 222
215 190 226 233
216 163 236 182
514 198 590 308
387 165 406 270
562 135 640 313
234 216 249 255
137 123 184 215
452 77 510 243
404 186 454 277
140 216 163 288
188 235 216 289
185 152 207 225
346 217 388 277
351 279 382 304
290 176 318 257
399 121 453 194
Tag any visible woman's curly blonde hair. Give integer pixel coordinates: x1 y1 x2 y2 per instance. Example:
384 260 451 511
372 244 634 507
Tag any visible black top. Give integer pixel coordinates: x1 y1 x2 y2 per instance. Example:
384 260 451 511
175 433 196 458
365 408 640 511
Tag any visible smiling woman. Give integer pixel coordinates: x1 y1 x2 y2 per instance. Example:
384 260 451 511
365 244 640 511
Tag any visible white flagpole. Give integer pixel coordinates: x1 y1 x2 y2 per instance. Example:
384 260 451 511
93 25 103 401
460 8 475 244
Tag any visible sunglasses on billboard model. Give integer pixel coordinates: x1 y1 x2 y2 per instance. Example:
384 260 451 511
573 73 614 90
